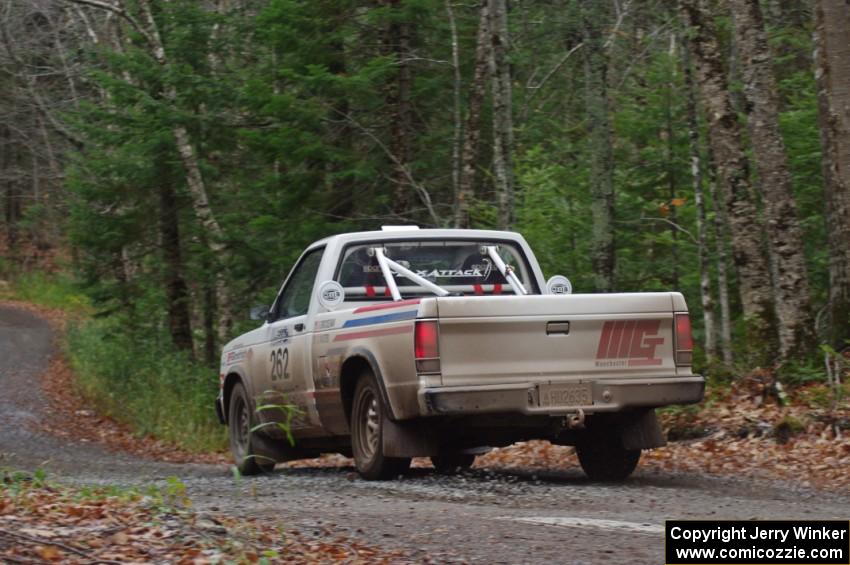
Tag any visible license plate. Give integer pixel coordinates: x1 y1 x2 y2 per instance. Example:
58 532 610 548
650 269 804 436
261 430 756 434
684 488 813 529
538 382 592 408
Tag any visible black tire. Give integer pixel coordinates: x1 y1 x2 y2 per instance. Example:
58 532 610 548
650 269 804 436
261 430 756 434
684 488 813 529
431 453 476 475
576 429 640 481
228 381 276 475
350 372 411 480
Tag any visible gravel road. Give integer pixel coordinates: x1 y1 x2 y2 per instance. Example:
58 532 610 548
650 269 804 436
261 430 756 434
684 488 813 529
2 304 849 564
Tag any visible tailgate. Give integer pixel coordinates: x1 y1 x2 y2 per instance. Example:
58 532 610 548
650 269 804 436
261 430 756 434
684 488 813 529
435 293 682 386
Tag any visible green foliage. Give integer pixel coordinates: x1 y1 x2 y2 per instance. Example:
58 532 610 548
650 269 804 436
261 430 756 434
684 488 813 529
8 272 90 313
0 469 48 494
777 359 828 385
66 317 226 453
253 398 302 447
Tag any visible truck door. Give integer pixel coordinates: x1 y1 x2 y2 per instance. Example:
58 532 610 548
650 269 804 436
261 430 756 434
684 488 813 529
259 247 324 437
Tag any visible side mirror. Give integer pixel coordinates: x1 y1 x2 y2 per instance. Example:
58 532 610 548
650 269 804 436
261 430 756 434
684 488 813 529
546 275 573 295
249 304 270 321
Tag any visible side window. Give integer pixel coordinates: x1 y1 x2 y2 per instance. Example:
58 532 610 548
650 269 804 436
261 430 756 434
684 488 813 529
272 248 324 321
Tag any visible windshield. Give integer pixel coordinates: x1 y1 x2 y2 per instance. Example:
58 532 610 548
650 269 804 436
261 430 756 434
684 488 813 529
336 240 537 299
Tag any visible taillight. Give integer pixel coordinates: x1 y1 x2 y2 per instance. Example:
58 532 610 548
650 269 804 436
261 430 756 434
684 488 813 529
675 313 693 366
414 320 440 373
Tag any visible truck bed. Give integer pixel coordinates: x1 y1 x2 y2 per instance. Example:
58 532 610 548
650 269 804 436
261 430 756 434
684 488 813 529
430 292 686 386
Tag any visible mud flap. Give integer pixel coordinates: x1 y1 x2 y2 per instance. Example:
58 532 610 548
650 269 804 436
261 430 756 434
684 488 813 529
251 432 317 463
382 415 440 457
620 409 666 450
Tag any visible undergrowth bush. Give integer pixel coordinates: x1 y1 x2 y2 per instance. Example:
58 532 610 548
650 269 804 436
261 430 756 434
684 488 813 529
67 318 226 453
8 271 89 312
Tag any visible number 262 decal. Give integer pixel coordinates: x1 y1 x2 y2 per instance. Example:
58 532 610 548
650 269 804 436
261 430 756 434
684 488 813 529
270 347 289 381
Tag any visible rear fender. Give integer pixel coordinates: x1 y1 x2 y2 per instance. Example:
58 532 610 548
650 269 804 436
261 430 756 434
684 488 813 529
340 347 398 421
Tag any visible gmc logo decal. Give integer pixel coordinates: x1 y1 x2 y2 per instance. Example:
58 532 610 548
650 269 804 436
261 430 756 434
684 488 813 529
595 320 664 367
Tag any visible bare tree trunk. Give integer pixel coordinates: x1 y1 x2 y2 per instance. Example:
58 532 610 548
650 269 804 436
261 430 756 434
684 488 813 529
382 0 413 218
665 34 680 290
67 0 235 342
454 0 490 229
135 0 234 343
730 0 816 360
446 0 462 206
203 272 217 365
581 0 615 292
323 19 357 218
1 125 18 255
707 153 735 365
159 174 194 355
683 45 717 360
195 234 218 366
488 0 514 229
814 0 850 349
679 0 778 365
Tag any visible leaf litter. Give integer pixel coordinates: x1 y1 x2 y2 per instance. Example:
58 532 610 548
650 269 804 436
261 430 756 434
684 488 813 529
0 472 411 564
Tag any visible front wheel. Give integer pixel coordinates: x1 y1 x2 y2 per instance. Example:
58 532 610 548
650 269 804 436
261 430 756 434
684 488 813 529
576 430 640 481
228 382 276 475
350 372 411 480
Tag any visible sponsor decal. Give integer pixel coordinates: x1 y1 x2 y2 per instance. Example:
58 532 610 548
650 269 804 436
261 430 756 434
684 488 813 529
546 275 573 295
333 325 413 342
274 327 290 340
342 310 417 328
353 299 421 314
226 350 248 364
595 320 664 367
415 259 493 280
323 288 341 301
317 280 345 310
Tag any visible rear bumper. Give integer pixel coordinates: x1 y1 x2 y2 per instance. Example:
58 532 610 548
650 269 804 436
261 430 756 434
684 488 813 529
419 376 705 416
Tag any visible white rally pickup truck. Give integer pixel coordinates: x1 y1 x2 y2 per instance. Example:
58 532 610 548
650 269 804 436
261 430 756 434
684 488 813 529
216 227 704 480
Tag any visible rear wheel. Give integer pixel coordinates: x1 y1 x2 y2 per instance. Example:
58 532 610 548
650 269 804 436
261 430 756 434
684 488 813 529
228 382 276 475
431 453 476 475
351 372 411 480
576 428 640 481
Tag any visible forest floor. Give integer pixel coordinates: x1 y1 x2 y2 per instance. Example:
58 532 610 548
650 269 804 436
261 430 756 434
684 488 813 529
2 300 850 563
1 472 408 564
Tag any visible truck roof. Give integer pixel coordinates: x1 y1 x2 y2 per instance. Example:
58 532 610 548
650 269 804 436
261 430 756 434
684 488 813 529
306 228 528 251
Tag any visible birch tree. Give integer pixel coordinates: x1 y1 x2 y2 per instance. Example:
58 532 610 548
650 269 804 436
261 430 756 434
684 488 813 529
488 0 514 229
581 0 615 292
729 0 816 359
814 0 850 349
683 44 717 361
67 0 235 342
679 0 778 363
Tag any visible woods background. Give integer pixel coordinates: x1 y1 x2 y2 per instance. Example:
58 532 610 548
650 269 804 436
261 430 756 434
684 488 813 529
1 0 848 391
